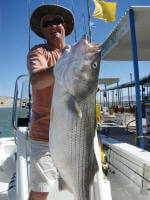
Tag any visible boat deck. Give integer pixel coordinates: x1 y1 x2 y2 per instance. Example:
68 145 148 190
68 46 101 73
100 112 150 151
1 131 150 200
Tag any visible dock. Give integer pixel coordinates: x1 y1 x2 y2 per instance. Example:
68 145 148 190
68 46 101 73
99 111 150 151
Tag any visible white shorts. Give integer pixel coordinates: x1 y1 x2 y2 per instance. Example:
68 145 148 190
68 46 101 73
30 140 57 192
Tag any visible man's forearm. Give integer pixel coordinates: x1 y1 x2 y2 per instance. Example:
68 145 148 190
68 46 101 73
30 67 54 89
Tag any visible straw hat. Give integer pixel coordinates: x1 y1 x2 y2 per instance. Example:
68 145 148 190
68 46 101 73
30 4 75 38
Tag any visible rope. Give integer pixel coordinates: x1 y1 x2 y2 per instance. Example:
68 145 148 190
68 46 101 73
126 119 136 133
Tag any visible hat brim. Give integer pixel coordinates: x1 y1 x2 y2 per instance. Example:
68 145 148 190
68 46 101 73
30 4 75 38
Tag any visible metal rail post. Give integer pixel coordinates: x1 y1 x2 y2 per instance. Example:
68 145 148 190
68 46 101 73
128 87 130 106
108 90 109 108
129 8 144 149
105 85 107 107
117 81 119 105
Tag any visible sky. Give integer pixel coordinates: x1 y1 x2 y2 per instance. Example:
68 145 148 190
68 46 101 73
0 0 150 97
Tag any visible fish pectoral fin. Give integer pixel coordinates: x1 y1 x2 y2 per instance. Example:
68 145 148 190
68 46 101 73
66 94 82 118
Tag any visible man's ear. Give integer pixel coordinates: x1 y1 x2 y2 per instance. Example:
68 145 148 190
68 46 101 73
63 22 67 32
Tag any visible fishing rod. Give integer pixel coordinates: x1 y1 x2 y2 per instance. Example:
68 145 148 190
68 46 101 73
27 0 32 122
86 0 92 42
71 0 77 42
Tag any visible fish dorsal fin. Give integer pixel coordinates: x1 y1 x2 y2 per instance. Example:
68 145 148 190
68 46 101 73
66 94 82 118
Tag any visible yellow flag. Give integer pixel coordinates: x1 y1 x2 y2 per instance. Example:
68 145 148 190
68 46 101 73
93 0 117 22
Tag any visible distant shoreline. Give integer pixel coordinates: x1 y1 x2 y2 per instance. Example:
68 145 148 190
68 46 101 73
0 96 13 108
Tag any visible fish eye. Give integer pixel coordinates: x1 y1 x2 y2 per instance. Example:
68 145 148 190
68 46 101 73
92 62 98 69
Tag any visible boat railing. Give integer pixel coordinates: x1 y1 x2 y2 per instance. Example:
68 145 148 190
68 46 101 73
11 74 31 200
12 74 31 142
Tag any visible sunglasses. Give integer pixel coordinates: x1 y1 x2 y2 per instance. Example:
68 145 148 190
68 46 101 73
42 16 64 28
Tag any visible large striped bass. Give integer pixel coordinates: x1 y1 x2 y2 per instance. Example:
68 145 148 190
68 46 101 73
49 37 101 200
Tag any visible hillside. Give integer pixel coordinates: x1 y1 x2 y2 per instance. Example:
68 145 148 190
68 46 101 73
0 96 13 108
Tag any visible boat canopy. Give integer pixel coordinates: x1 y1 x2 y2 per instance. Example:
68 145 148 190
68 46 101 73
98 78 120 86
101 6 150 61
105 74 150 91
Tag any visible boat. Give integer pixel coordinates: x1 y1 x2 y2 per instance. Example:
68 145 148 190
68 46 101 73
1 4 150 200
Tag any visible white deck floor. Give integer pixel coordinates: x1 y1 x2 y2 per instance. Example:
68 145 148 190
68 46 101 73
1 172 149 200
0 137 150 200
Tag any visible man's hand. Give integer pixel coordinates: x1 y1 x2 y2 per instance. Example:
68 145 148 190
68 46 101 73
62 45 71 53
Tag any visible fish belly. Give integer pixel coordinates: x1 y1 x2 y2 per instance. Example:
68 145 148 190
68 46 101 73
49 84 98 200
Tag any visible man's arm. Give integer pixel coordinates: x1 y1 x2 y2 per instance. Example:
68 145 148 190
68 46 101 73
27 45 56 90
30 66 54 90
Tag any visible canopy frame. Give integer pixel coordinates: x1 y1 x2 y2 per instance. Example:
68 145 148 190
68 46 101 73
101 6 150 149
129 8 144 148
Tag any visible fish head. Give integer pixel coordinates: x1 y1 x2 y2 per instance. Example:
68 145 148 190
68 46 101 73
54 37 101 99
69 37 101 99
53 37 101 118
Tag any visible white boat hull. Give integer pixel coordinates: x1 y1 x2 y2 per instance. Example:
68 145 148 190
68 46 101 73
1 133 150 200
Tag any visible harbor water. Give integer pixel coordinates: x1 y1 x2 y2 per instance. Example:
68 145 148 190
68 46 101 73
0 102 136 138
0 107 14 137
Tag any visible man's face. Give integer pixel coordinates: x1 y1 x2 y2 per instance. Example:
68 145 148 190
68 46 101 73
40 15 66 42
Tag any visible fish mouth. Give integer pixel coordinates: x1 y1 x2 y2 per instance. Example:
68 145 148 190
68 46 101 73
82 34 90 41
81 35 101 59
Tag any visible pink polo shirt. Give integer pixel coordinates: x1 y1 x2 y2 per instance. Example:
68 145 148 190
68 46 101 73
27 44 61 142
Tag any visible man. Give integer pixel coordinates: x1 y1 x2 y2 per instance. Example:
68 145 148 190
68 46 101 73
27 4 74 200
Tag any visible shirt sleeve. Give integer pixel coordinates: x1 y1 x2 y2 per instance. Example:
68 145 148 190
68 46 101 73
27 45 48 76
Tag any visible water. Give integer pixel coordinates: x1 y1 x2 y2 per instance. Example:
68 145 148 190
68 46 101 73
0 107 14 137
0 101 137 138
